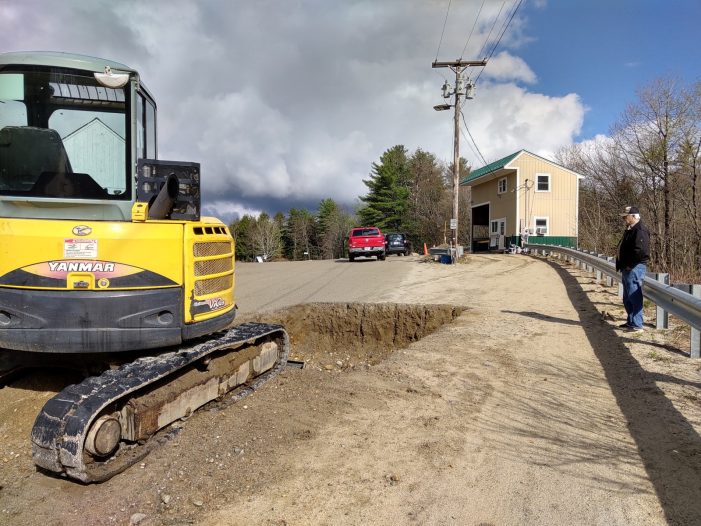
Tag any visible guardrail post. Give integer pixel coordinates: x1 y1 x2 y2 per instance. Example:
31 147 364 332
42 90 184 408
652 273 670 329
692 285 701 359
605 258 614 287
671 283 701 358
595 254 603 283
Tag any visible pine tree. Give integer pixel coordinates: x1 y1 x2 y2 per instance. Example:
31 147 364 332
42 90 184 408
358 145 410 231
229 215 256 261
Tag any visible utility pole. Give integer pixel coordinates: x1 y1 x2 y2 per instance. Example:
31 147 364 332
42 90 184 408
432 59 486 262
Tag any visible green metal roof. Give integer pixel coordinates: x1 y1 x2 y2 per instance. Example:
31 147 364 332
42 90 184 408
461 150 521 185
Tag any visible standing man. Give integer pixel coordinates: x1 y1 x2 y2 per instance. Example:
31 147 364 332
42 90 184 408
615 206 650 332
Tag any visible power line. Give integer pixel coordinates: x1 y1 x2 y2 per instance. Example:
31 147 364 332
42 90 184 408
435 0 452 61
486 0 523 61
476 1 507 60
475 0 525 82
459 0 486 60
460 110 487 165
459 127 483 167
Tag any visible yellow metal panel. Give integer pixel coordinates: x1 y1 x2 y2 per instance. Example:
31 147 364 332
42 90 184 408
0 218 183 289
183 220 235 324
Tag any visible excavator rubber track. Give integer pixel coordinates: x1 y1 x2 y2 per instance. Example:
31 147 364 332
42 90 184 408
31 322 289 483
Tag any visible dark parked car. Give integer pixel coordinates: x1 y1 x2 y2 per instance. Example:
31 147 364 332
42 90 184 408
384 233 411 256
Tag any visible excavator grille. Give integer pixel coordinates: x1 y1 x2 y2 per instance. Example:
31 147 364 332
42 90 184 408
193 241 231 257
195 274 233 296
195 258 232 276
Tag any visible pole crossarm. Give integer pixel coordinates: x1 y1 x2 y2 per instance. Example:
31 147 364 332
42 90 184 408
432 60 487 68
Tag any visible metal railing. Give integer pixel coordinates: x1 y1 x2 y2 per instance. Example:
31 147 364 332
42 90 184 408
526 244 701 358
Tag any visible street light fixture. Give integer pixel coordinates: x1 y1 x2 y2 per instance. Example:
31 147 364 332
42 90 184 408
433 104 451 111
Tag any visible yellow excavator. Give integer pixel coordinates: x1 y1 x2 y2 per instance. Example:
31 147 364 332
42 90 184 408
0 51 289 482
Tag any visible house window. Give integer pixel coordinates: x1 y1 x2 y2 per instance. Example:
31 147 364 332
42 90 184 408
490 220 499 234
497 177 507 194
536 173 550 192
534 217 549 235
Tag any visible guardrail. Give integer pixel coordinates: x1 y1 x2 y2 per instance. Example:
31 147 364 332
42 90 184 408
525 244 701 358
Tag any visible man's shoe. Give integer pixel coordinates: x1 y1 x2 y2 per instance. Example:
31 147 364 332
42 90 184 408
618 322 631 328
625 326 644 332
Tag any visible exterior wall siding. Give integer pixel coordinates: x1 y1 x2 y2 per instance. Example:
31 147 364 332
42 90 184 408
509 155 579 238
63 120 125 194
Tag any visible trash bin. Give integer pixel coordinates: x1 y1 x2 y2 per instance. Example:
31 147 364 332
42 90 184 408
439 254 451 264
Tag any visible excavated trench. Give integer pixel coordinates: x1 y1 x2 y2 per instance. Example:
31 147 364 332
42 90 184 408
244 303 465 370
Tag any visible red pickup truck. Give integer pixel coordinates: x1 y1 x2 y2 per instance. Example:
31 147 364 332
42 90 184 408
347 226 386 262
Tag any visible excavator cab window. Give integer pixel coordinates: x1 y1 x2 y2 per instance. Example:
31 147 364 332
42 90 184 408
0 66 130 199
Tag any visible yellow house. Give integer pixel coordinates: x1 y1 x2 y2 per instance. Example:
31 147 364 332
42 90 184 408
460 150 583 251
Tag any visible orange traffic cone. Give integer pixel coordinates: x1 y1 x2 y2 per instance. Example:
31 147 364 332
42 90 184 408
423 243 428 256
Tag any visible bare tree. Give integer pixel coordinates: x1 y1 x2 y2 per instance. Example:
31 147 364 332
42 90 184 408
559 77 701 282
251 214 282 260
285 208 315 260
612 78 697 272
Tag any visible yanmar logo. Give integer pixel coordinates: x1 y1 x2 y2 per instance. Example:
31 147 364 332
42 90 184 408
72 225 92 236
48 261 116 272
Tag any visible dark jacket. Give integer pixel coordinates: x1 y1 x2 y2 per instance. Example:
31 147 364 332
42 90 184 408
616 220 650 271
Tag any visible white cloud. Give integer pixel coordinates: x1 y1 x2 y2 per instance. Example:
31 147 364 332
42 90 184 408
572 133 614 157
479 51 537 84
203 200 263 221
458 84 584 165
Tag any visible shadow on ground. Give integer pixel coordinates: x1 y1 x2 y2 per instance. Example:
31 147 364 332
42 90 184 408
543 259 701 525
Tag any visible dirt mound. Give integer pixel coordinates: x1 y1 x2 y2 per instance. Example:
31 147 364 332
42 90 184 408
242 302 464 370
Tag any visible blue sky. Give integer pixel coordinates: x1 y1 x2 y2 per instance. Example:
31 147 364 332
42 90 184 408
0 1 699 220
518 0 700 139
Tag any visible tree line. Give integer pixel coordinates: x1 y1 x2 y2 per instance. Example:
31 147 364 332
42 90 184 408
229 146 469 261
557 77 701 283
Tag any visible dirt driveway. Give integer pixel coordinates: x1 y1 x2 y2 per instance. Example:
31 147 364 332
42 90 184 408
1 254 701 525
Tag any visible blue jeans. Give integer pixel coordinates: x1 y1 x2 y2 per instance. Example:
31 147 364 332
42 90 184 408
621 264 646 328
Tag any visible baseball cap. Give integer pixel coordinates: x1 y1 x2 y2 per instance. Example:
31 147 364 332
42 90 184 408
620 206 639 216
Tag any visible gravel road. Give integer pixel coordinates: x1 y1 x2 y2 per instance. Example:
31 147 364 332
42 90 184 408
1 253 701 526
234 256 415 314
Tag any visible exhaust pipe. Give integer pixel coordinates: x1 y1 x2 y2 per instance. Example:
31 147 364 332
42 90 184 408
148 173 179 219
